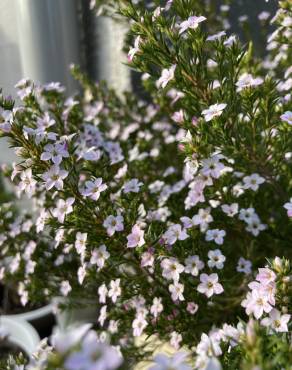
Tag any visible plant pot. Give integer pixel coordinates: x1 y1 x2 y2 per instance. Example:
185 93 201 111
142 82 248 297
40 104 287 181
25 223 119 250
52 297 98 331
8 303 54 334
0 316 40 356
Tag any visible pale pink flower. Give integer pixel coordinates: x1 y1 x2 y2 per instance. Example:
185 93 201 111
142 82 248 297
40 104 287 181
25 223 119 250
169 282 185 301
256 268 276 285
187 302 199 315
157 65 176 89
127 224 145 248
236 73 263 92
141 251 154 268
178 15 206 35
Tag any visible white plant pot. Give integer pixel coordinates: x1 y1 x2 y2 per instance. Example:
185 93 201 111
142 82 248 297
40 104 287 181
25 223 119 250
0 316 40 356
52 297 98 331
7 303 54 331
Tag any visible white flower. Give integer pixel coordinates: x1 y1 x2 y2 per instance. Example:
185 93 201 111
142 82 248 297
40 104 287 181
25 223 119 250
90 244 110 270
178 15 206 35
40 142 69 165
108 279 121 303
103 215 124 236
207 31 226 41
221 203 238 217
236 73 263 92
205 229 226 245
18 168 37 198
157 65 176 89
243 173 265 191
52 197 75 223
128 36 141 61
280 111 292 125
192 207 213 232
200 156 225 179
258 11 270 21
163 224 189 245
42 165 68 190
196 333 222 357
169 282 185 301
238 207 256 223
60 280 72 296
98 283 108 304
80 178 107 201
201 103 227 122
108 320 118 334
75 232 87 255
197 273 224 298
242 289 273 319
284 198 292 217
98 305 107 327
150 297 164 318
132 314 148 337
170 331 182 350
123 178 143 193
245 215 267 236
237 257 252 274
77 264 87 284
261 309 290 332
184 255 204 276
208 249 226 269
161 257 184 281
127 224 145 248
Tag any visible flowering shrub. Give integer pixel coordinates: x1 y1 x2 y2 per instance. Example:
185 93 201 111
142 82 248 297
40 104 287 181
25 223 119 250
0 0 291 369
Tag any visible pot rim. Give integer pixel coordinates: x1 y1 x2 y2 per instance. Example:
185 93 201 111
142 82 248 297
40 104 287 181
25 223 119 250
0 316 40 356
6 303 53 322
